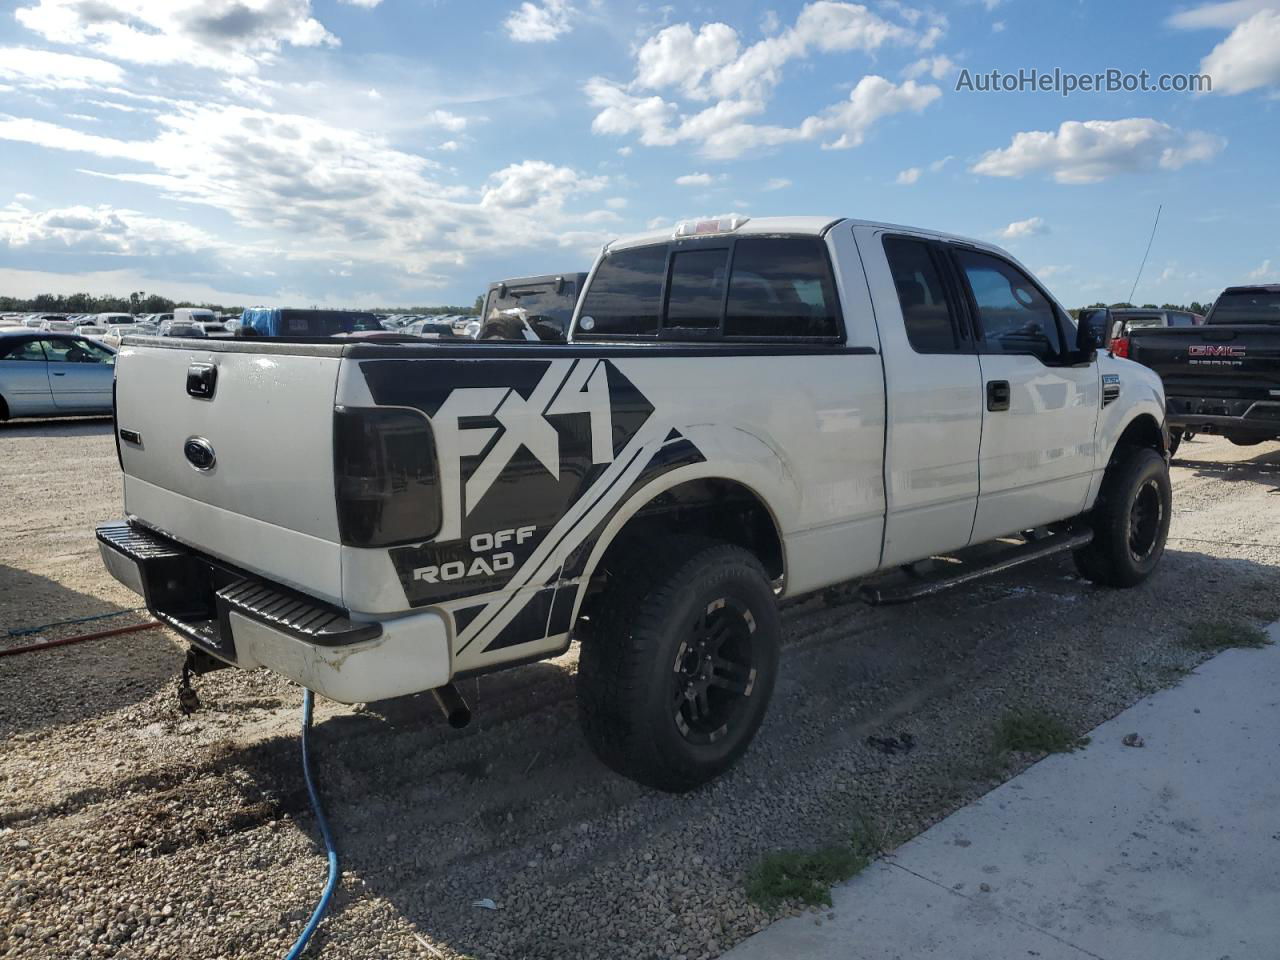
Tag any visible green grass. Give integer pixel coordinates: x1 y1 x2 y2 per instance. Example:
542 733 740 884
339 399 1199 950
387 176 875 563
745 816 882 908
993 707 1089 755
1185 620 1270 652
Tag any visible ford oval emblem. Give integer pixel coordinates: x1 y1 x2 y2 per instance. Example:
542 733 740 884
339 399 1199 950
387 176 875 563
183 437 216 471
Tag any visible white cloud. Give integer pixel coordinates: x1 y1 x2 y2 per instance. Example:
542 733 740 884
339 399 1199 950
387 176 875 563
646 216 668 229
504 0 575 42
340 0 383 6
14 0 337 73
972 118 1225 183
0 202 223 258
1001 216 1048 239
423 109 469 132
481 160 606 209
0 47 125 90
606 196 628 209
1200 10 1280 94
811 76 940 149
588 72 939 160
0 105 613 275
763 177 791 190
929 154 954 172
1247 258 1274 280
1167 1 1280 94
0 116 138 159
895 166 921 184
675 172 716 186
1166 0 1276 29
1035 264 1070 279
585 3 944 158
902 55 954 80
992 20 1006 31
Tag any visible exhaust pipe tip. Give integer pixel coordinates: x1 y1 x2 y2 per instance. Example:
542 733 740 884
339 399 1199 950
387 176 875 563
431 684 471 729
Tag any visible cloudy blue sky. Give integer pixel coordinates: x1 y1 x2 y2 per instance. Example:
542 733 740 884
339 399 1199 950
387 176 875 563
1 0 1277 309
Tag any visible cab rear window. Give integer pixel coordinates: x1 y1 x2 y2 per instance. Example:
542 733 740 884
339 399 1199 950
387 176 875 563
578 236 841 340
1209 291 1280 325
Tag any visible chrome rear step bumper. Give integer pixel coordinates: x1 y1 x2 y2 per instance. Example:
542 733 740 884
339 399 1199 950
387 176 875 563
96 521 379 661
96 521 454 703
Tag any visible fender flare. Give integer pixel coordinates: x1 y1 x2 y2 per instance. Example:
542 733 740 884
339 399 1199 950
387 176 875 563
1086 406 1167 509
563 428 795 629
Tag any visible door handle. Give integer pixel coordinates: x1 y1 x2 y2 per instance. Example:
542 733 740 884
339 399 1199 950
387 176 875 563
986 380 1010 412
52 371 67 377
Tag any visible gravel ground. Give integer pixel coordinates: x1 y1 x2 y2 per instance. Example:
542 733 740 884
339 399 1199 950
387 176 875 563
2 420 1278 960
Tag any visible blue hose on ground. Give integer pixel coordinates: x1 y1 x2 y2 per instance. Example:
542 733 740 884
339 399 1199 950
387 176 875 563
284 689 340 960
5 606 148 637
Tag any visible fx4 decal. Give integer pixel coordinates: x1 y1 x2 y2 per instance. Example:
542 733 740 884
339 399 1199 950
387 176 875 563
359 357 655 606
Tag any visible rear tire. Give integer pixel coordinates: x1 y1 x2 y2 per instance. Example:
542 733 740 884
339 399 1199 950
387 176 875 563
1227 434 1266 447
0 395 8 422
1168 429 1182 458
577 537 781 792
1073 447 1171 587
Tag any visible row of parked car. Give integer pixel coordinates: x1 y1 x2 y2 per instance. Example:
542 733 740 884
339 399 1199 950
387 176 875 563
0 308 231 345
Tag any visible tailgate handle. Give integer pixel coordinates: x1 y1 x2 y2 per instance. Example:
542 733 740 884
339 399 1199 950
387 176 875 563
186 362 217 400
986 380 1011 412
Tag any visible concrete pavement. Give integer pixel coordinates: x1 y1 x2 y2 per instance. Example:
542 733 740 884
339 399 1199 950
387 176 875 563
726 623 1280 960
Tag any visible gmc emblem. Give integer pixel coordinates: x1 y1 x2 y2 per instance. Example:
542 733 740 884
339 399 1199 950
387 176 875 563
1188 344 1246 358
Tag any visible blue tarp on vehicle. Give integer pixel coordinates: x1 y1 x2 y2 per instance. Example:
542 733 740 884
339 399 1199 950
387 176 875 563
241 308 380 338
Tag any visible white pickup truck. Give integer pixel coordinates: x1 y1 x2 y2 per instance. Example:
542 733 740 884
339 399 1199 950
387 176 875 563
98 216 1171 791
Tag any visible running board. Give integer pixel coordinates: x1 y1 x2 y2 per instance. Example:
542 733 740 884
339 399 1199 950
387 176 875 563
859 528 1094 606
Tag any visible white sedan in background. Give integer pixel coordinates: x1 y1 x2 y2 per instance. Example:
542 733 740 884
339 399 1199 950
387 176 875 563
0 330 116 420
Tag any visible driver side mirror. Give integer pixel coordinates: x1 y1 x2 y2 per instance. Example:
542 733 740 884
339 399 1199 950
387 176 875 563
1077 307 1113 353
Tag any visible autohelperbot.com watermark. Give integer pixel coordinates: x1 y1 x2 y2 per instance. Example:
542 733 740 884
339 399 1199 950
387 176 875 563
955 67 1211 97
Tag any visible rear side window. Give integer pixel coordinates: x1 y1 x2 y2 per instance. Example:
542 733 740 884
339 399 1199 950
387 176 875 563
578 245 667 336
883 237 961 353
953 248 1063 359
724 237 840 338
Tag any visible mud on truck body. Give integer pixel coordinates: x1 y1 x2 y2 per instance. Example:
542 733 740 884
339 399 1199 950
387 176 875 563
98 216 1172 791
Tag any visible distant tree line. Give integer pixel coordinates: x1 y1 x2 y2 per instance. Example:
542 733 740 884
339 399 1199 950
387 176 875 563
1085 301 1213 314
0 291 483 316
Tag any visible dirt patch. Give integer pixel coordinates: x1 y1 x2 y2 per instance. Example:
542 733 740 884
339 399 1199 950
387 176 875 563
3 424 1278 959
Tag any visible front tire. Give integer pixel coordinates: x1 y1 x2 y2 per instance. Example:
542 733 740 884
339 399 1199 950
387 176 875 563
577 537 781 792
1073 447 1171 587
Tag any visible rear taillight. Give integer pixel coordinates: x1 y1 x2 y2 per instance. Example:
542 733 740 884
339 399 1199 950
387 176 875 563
1111 336 1129 358
334 407 441 547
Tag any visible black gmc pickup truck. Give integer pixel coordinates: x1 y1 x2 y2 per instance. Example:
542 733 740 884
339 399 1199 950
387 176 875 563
1129 284 1280 452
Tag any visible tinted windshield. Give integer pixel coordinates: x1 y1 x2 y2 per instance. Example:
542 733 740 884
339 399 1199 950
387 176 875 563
1208 291 1280 325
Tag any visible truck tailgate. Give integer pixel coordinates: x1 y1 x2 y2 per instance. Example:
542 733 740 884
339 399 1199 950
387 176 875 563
1129 326 1280 401
114 339 345 604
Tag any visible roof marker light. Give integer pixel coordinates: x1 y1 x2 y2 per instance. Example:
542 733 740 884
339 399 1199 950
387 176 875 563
673 215 750 239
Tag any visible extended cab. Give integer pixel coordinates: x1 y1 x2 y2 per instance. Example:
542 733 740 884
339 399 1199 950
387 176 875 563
98 216 1171 791
1129 284 1280 450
